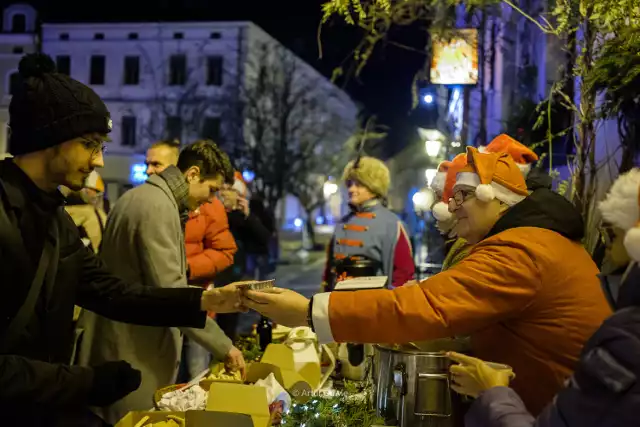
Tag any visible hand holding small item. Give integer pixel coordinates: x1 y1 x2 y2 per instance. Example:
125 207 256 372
241 287 310 328
448 352 515 398
200 284 244 313
224 346 247 380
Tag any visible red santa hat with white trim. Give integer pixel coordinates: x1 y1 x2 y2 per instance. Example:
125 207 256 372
432 153 468 221
598 168 640 262
430 160 452 197
479 134 539 177
454 147 529 206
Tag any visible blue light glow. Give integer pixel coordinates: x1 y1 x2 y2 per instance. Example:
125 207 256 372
294 218 303 228
131 164 148 183
242 170 256 182
423 94 434 104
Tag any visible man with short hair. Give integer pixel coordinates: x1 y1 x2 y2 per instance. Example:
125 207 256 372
145 139 180 176
0 53 241 426
145 140 238 381
79 140 246 423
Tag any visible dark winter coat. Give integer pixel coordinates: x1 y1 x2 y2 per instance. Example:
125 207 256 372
465 269 640 427
215 210 272 285
0 160 207 425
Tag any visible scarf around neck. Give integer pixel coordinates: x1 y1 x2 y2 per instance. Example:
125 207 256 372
158 166 190 227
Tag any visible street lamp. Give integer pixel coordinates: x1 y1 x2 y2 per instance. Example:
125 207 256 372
323 180 338 199
425 140 441 157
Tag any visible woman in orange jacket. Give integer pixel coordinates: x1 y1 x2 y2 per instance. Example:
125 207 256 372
242 147 611 415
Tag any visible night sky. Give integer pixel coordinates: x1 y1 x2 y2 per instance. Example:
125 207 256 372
29 0 429 156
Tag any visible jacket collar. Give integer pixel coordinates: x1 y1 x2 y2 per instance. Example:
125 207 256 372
0 159 65 213
350 199 380 213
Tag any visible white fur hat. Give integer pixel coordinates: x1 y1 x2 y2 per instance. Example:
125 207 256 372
599 169 640 261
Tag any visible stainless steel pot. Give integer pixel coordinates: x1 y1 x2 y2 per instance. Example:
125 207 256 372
373 338 471 427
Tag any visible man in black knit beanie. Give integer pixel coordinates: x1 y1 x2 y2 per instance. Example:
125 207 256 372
0 53 244 426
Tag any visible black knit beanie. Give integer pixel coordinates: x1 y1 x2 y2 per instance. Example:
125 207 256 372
8 53 112 156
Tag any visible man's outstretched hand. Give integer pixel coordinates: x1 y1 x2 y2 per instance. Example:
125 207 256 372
200 285 244 313
240 287 310 327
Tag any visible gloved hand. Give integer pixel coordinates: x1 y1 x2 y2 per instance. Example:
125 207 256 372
448 352 514 398
88 361 142 407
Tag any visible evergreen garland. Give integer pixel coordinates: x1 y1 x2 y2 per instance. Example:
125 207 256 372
234 336 383 426
281 380 383 427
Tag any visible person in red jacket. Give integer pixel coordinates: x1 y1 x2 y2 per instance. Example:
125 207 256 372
185 199 237 283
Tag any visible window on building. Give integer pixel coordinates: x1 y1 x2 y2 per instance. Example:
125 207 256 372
8 72 21 96
201 117 221 142
56 55 71 75
12 46 23 54
59 33 69 40
11 14 26 33
90 55 106 85
169 55 186 86
128 32 139 40
94 33 105 40
166 116 182 141
210 32 221 39
206 56 223 86
121 116 137 147
173 32 184 40
123 56 140 85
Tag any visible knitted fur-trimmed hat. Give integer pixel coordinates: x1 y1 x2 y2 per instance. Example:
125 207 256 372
432 153 467 221
598 168 640 261
430 160 452 197
342 156 390 198
479 134 538 177
454 147 528 205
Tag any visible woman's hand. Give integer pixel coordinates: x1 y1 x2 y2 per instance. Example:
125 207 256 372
448 352 514 398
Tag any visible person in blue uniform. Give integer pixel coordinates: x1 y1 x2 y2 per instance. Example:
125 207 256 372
323 156 415 290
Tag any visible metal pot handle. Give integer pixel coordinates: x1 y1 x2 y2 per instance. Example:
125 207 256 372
414 372 452 417
392 364 407 426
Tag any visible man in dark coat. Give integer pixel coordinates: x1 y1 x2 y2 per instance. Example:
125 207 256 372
0 53 240 426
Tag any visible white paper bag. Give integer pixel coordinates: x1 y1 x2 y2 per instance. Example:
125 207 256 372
255 372 292 412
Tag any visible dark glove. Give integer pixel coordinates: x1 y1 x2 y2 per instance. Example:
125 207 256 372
88 361 142 407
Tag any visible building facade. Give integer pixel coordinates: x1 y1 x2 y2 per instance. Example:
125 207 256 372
0 4 358 208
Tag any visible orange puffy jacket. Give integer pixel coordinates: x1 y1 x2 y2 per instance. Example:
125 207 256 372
185 198 237 284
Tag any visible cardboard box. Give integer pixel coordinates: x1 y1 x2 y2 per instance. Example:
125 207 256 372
260 343 321 393
202 344 317 404
206 382 273 427
115 410 254 427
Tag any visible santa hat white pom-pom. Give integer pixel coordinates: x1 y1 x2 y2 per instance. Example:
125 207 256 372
432 201 452 221
475 184 495 202
624 227 640 262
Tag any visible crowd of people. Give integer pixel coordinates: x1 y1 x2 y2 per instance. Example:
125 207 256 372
2 51 638 427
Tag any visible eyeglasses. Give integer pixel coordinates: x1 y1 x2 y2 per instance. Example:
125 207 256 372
80 138 107 158
448 189 475 210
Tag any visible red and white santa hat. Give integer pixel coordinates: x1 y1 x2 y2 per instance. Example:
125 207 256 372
454 147 529 206
432 153 468 221
478 134 538 177
430 160 452 197
599 168 640 262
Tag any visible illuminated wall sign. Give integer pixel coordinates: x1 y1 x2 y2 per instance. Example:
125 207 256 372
131 163 148 183
430 29 479 85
